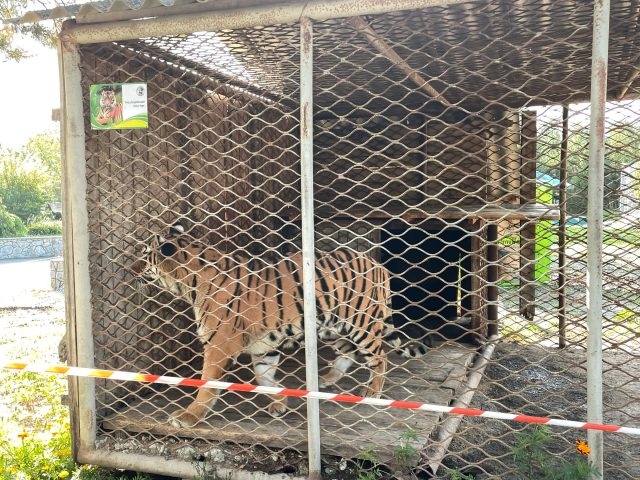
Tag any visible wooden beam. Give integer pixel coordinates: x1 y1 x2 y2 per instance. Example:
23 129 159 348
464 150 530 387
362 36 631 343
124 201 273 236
347 15 453 107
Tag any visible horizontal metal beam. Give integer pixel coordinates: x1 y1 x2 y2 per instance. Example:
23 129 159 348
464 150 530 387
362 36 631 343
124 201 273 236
60 0 470 45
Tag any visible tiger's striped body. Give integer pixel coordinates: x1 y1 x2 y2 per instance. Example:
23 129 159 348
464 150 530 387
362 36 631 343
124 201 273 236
131 225 392 427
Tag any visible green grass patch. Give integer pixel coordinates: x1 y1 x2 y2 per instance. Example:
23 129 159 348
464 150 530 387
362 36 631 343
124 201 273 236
0 371 152 479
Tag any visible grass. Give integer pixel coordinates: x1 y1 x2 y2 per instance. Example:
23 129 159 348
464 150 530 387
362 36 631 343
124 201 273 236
511 425 600 479
0 357 153 480
0 370 73 479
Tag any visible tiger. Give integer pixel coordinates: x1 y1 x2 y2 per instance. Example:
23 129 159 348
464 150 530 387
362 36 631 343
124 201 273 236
96 86 123 125
130 224 421 427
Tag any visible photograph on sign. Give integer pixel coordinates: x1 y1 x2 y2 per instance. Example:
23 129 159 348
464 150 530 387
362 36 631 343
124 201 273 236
90 83 148 130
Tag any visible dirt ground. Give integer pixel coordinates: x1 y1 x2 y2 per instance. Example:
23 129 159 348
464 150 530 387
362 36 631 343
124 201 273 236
1 258 639 479
439 343 640 479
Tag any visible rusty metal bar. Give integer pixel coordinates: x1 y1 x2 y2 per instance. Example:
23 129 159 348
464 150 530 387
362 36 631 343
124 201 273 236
61 0 473 44
587 0 610 475
519 111 537 322
300 16 322 480
558 105 569 349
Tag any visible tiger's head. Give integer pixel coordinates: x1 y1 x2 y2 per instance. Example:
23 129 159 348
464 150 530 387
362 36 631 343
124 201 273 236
130 224 191 296
99 87 118 110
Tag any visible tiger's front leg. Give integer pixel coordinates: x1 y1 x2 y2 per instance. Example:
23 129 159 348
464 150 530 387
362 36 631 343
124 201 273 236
251 352 288 416
169 337 234 428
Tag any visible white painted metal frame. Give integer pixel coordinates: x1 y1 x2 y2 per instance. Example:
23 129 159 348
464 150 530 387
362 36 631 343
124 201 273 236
586 0 610 475
57 0 610 476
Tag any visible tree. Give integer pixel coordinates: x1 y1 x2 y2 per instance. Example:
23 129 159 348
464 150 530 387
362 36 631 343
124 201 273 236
1 0 55 61
535 121 640 218
0 198 27 236
0 132 60 222
0 155 52 221
24 132 61 201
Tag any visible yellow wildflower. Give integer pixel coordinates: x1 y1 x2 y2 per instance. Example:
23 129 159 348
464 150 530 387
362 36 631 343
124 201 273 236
8 466 18 474
58 471 70 479
17 432 29 439
56 449 73 457
576 439 590 456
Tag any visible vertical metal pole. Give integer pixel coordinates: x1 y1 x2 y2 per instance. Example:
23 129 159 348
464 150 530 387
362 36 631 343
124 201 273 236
58 36 96 457
486 112 502 338
558 106 569 348
486 223 499 338
300 16 322 480
587 0 609 476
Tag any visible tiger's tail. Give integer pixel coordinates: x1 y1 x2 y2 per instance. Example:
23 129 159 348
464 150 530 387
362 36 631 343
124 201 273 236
382 318 432 359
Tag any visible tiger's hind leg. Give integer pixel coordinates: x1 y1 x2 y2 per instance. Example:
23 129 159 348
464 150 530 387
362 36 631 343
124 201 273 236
319 339 387 399
251 352 288 416
319 339 356 388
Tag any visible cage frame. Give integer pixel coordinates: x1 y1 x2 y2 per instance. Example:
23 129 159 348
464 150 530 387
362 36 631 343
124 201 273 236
56 0 616 477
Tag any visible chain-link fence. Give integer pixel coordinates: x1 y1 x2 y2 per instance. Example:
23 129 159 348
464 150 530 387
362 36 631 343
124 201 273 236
59 1 640 478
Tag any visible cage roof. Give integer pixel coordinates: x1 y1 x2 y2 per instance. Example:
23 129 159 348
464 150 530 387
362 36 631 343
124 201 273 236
5 0 640 111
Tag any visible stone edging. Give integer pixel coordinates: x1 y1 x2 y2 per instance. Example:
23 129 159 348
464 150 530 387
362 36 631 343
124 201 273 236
0 235 63 260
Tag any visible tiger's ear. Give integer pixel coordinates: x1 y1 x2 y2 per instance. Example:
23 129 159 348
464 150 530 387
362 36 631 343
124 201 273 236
160 242 178 257
169 224 185 236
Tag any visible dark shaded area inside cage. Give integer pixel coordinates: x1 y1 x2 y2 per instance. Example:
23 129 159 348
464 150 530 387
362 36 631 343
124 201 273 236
381 222 475 344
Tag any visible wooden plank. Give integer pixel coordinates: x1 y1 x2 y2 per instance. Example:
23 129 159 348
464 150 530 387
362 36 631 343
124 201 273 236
102 343 478 465
284 203 560 222
520 111 538 321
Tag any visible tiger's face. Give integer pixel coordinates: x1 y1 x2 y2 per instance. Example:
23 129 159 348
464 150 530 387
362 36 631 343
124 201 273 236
130 225 187 295
99 89 118 110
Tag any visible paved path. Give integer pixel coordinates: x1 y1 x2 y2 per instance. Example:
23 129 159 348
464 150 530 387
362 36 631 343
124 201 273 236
0 257 57 307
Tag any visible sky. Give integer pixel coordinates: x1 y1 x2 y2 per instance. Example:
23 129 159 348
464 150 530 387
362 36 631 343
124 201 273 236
0 40 60 149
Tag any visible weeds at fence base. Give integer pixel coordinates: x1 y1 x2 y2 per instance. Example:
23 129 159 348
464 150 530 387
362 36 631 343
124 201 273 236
0 370 157 480
512 425 601 479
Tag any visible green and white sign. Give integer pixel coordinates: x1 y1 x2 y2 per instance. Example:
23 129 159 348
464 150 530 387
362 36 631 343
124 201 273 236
90 83 148 130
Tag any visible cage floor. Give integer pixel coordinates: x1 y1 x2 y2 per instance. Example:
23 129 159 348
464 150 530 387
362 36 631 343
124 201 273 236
102 342 478 463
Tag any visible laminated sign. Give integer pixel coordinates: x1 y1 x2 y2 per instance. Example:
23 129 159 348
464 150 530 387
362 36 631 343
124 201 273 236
90 83 148 130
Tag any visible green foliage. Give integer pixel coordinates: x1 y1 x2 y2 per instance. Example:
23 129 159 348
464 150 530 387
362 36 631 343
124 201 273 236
0 371 73 479
393 427 420 467
511 425 600 480
354 428 420 480
27 212 63 235
0 1 56 62
512 425 554 478
356 447 384 480
27 219 62 235
613 308 639 328
25 133 62 201
0 132 61 224
0 200 27 237
536 122 640 218
0 369 153 480
449 470 475 480
0 428 75 479
0 155 53 222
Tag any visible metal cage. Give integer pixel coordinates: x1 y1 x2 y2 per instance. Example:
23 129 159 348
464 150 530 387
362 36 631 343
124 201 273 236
58 0 640 478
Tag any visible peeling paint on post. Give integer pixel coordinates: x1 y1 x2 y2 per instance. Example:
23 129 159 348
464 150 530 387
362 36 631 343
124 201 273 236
63 0 473 45
586 0 609 477
299 16 322 480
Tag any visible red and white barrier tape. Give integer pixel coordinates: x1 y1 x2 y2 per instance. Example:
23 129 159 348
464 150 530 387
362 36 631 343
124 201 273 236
3 361 640 436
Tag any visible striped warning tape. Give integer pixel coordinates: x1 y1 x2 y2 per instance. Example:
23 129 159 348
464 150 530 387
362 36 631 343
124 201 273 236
3 361 640 436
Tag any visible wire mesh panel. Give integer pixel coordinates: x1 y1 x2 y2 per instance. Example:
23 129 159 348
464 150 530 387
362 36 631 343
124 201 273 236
67 0 640 478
